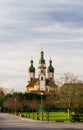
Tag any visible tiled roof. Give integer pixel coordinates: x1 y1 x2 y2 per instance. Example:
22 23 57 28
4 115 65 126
26 78 38 88
26 78 57 88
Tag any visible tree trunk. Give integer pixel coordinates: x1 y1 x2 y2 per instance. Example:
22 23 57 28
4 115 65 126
26 108 27 118
46 110 49 122
67 98 71 118
32 109 34 119
36 111 39 120
29 109 30 118
67 108 71 118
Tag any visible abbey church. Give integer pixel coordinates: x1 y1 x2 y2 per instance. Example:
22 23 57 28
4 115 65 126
26 51 57 93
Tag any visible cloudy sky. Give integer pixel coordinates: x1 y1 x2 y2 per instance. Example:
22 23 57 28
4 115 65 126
0 0 83 92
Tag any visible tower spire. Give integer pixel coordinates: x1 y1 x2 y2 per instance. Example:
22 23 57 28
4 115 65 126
28 58 35 81
47 58 54 80
39 50 45 64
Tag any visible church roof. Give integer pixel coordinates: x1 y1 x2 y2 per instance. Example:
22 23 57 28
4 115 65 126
28 60 35 73
26 79 38 88
47 66 54 73
34 80 40 85
46 79 58 88
47 60 54 73
39 58 45 64
29 66 35 72
26 78 58 89
39 51 45 64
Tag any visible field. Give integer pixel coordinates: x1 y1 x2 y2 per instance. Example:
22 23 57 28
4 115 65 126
19 112 70 122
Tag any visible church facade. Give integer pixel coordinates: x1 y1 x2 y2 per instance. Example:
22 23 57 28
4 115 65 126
26 51 57 93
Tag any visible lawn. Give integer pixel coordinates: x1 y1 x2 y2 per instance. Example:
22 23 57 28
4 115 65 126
48 112 70 122
19 112 70 122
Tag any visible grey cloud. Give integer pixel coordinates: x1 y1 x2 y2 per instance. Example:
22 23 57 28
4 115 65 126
0 0 83 44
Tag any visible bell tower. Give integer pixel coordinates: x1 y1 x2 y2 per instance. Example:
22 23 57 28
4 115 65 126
47 59 54 80
28 59 35 82
38 51 46 91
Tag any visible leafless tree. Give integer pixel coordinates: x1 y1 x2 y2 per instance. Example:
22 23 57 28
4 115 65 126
57 73 83 118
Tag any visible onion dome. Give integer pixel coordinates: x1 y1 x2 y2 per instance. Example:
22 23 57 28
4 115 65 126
39 51 45 64
47 60 54 73
29 60 35 72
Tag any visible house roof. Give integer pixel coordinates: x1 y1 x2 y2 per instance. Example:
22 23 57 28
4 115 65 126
26 78 38 88
26 78 58 88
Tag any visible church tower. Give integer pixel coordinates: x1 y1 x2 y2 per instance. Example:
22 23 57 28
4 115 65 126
47 59 54 80
26 51 57 93
38 51 46 91
28 59 35 82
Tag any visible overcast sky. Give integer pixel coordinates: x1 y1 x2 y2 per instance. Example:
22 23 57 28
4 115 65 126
0 0 83 92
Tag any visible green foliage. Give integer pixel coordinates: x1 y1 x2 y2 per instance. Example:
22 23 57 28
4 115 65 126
70 113 83 122
70 107 83 122
0 88 5 110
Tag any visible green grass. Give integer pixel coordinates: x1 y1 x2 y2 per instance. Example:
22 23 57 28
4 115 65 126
19 112 70 122
48 112 70 122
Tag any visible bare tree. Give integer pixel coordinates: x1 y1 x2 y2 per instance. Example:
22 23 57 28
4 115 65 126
60 72 81 85
44 95 56 122
58 73 83 118
30 99 39 119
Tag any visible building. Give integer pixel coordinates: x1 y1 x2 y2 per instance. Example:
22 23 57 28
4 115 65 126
26 51 57 93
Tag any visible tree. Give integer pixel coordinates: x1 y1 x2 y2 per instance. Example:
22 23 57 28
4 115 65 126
0 87 5 111
3 95 21 114
58 83 72 118
57 72 83 118
60 72 82 84
44 94 56 122
0 88 4 99
30 99 39 119
58 82 83 120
